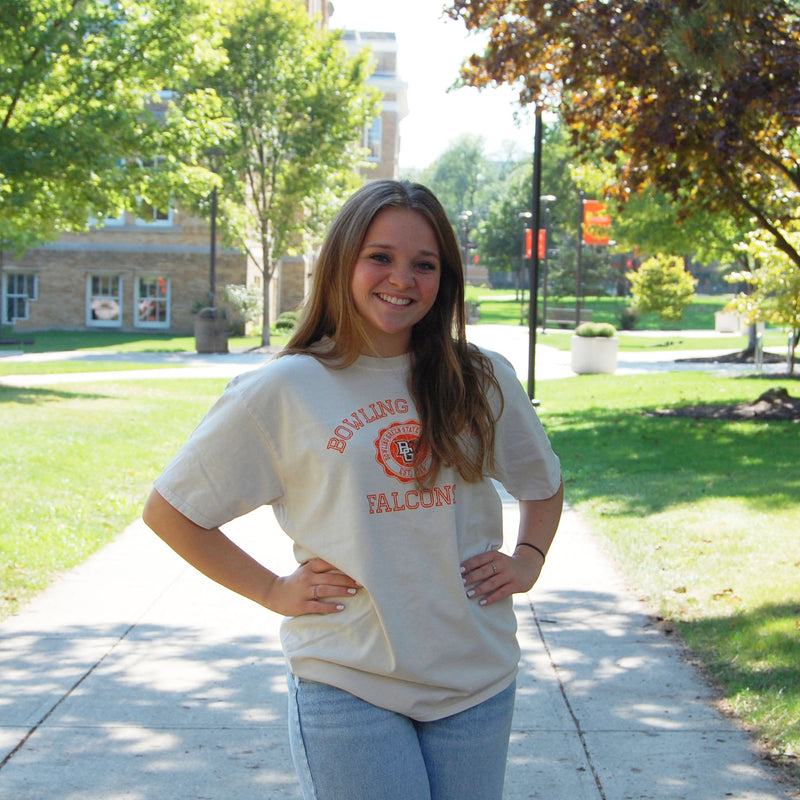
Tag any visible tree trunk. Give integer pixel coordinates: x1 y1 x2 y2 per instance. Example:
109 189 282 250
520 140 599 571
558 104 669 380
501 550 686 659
261 258 272 347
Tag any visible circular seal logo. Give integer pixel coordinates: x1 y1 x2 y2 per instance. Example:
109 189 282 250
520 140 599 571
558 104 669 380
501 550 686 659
374 420 431 483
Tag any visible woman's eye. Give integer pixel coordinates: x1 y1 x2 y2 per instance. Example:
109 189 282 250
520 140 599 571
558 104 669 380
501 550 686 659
369 252 390 263
416 261 437 271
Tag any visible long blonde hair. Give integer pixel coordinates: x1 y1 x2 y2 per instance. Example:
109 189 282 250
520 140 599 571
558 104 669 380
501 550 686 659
282 180 501 483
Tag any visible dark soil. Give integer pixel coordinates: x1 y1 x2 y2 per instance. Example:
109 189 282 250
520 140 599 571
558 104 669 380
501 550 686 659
648 387 800 422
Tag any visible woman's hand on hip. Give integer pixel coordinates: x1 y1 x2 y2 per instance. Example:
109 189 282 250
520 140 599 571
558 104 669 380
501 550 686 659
265 558 361 616
461 549 544 607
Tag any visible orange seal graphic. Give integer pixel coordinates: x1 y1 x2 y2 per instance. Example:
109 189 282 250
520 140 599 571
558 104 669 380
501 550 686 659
374 420 431 483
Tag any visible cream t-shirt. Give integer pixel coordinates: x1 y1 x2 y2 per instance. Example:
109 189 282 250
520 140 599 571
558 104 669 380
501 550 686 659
154 348 561 721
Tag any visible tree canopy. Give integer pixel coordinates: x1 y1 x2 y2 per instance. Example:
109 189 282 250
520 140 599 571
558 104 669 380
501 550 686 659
0 0 226 251
447 0 800 269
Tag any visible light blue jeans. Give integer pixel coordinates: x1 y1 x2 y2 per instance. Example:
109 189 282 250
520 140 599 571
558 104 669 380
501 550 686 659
287 673 515 800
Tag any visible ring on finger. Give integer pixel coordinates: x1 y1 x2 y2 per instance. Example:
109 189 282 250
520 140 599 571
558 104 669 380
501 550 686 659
491 561 498 575
313 585 318 601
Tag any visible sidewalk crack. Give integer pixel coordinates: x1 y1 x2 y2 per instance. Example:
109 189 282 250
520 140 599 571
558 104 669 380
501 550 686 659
530 596 608 799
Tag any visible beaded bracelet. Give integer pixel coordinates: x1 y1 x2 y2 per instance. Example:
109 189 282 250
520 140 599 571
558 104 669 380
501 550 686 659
515 542 547 564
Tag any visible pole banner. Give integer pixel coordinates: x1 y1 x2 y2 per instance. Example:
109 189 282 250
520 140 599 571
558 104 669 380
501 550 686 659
583 200 611 245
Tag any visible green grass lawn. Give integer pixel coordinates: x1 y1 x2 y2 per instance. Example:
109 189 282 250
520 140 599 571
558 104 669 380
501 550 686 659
0 328 269 354
464 288 791 353
465 286 733 330
0 360 178 376
0 379 227 619
537 373 800 775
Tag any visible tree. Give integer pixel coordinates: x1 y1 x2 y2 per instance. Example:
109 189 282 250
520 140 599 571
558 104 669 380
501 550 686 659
206 0 379 345
628 254 698 323
727 230 800 373
419 135 491 227
0 0 227 251
446 0 800 270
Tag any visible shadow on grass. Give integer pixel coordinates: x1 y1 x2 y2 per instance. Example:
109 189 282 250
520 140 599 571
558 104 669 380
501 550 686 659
0 385 111 404
549 407 800 515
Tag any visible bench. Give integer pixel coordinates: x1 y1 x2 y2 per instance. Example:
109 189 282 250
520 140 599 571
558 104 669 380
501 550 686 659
544 308 593 329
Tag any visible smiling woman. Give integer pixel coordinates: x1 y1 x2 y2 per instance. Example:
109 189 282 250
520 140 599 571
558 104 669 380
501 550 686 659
142 180 563 800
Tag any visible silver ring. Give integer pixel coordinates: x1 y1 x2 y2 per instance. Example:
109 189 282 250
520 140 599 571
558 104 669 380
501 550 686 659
313 585 318 601
491 562 498 575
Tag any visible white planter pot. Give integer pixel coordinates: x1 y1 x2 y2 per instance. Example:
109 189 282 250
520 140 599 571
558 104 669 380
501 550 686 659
571 335 618 374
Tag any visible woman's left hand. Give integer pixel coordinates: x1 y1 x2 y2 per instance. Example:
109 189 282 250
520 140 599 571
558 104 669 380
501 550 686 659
460 548 544 607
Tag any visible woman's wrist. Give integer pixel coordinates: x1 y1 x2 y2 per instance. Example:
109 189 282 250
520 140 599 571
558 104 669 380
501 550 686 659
514 541 547 565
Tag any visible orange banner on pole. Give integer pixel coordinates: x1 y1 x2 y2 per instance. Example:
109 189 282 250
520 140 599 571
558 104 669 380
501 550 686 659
525 228 547 258
583 200 611 245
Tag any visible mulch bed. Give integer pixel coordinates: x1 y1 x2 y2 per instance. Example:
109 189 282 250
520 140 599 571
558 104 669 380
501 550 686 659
648 387 800 422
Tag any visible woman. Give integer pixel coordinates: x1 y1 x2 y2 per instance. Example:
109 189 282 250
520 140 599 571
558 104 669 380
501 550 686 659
143 180 563 800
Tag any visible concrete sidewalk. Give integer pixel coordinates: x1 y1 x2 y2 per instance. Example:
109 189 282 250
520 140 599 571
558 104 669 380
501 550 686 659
0 499 794 799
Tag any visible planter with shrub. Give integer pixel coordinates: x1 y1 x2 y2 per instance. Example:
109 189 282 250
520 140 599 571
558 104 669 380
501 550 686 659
571 322 618 374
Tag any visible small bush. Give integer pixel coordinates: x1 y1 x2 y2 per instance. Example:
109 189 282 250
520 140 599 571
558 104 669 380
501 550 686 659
273 310 300 332
575 322 617 337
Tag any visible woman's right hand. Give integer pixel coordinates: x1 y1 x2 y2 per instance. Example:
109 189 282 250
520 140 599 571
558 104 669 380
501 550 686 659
265 558 361 617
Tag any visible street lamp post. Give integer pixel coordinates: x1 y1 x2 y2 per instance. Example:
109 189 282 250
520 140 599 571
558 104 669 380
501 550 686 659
458 210 473 270
518 211 532 315
576 190 585 326
527 107 544 402
205 147 225 310
209 183 218 309
539 196 556 332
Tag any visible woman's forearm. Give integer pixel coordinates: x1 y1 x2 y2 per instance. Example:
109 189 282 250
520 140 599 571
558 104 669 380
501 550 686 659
514 479 564 562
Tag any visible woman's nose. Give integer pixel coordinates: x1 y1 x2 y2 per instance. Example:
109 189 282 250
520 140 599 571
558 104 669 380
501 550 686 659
387 262 414 287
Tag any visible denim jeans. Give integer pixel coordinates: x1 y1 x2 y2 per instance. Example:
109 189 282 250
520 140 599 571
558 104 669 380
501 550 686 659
287 673 515 800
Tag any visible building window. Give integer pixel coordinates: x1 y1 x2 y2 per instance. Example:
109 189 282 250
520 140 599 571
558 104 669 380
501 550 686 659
3 273 37 323
135 275 170 328
135 202 173 227
89 210 125 228
134 155 173 227
366 117 382 161
87 274 122 327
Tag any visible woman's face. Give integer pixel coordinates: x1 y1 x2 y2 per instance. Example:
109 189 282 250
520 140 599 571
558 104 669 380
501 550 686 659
350 207 441 357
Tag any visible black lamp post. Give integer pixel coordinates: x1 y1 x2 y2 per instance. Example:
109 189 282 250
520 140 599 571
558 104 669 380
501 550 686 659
539 196 556 332
527 107 543 403
458 210 473 269
518 211 532 309
576 190 585 326
205 147 225 310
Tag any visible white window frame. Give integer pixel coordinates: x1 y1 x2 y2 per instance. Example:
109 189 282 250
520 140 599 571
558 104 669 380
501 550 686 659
3 272 37 323
134 155 174 227
86 274 123 328
366 117 382 162
134 274 171 329
135 202 173 227
89 210 126 228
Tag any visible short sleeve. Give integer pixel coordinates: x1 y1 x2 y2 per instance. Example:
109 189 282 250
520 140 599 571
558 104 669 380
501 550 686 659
487 351 562 500
153 376 284 529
